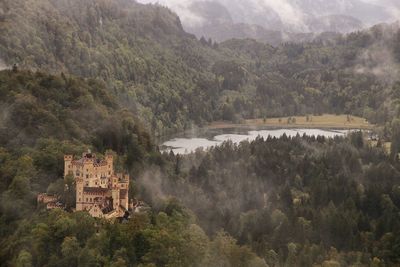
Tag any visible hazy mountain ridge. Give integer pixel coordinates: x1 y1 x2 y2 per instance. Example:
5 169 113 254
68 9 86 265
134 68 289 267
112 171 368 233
286 0 389 26
186 15 361 45
139 0 397 44
307 14 364 33
188 22 316 46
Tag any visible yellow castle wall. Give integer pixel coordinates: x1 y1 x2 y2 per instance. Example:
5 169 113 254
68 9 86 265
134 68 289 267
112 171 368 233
64 153 130 216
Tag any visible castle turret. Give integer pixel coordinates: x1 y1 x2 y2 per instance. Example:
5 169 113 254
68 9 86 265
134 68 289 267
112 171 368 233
106 153 114 176
64 155 73 177
119 174 129 210
112 187 120 210
83 159 93 187
75 177 84 211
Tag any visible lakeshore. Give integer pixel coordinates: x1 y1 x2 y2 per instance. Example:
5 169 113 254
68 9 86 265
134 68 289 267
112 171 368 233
207 114 373 130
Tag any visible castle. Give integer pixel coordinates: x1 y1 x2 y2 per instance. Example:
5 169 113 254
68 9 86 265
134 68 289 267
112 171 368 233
63 150 130 218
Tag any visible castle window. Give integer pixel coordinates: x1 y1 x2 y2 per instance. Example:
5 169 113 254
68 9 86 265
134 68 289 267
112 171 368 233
79 198 81 201
90 198 92 202
86 198 88 202
86 175 89 178
109 171 111 175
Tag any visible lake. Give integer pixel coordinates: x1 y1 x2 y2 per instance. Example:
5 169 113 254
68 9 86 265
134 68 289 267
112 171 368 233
160 127 352 154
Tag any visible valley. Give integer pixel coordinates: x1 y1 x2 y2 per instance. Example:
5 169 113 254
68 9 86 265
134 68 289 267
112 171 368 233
1 0 400 266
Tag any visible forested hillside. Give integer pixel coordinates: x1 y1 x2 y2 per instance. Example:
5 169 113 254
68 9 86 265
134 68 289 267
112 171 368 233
2 0 400 266
2 0 400 135
0 69 268 266
0 69 151 222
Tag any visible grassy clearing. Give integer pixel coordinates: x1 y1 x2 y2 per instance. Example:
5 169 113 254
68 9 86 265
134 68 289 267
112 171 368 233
208 114 373 129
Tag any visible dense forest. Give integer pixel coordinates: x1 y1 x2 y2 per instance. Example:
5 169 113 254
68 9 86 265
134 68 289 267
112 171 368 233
152 134 400 266
1 0 400 266
1 0 400 135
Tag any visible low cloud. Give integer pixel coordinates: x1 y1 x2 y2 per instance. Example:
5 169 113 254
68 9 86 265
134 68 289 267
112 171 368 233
138 0 205 27
354 43 400 84
0 58 8 71
256 0 308 31
139 0 309 31
137 0 400 32
359 0 400 22
136 168 167 208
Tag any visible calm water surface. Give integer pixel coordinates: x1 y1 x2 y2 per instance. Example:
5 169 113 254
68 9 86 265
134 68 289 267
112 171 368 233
161 127 351 154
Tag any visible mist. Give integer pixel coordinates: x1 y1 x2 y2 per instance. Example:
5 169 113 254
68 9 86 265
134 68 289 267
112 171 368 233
138 0 400 33
355 45 400 84
137 0 308 30
351 22 400 85
361 0 400 20
136 145 269 234
0 58 7 70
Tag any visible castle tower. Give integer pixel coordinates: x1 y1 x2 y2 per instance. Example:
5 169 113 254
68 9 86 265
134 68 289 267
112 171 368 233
83 159 93 187
120 174 129 210
64 155 73 177
112 188 120 210
110 174 119 210
75 177 84 211
106 153 114 177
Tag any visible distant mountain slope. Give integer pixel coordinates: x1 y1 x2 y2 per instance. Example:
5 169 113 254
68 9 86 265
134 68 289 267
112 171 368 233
194 0 373 32
287 0 390 26
308 15 364 33
1 0 400 136
187 22 315 46
185 14 362 45
140 0 396 44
